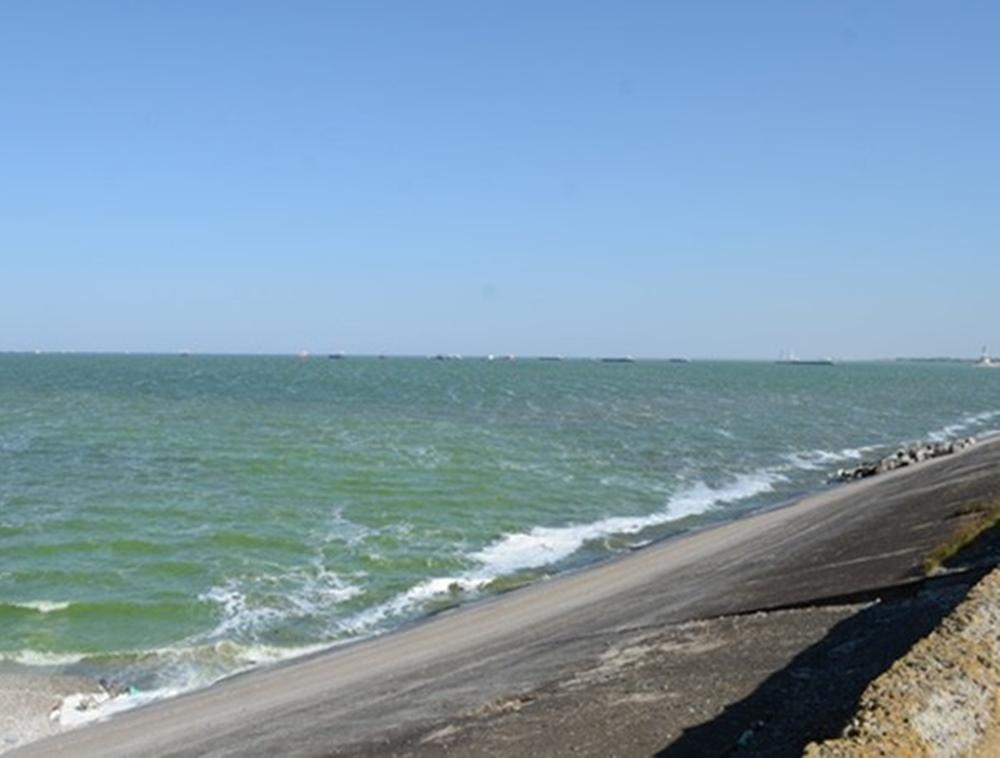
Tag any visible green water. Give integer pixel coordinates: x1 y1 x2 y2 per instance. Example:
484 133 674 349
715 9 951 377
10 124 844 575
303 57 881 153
2 355 999 695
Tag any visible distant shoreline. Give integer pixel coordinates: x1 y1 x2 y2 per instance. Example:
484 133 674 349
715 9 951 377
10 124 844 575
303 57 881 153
0 351 990 363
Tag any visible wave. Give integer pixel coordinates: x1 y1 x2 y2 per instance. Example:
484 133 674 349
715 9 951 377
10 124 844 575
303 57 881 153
0 649 88 666
197 585 289 639
781 446 879 471
335 409 1000 635
4 600 71 614
1 638 335 671
337 469 785 634
16 407 1000 738
926 410 1000 443
474 471 782 573
9 638 345 735
0 599 200 623
3 637 346 741
782 412 1000 473
197 566 362 641
54 689 132 729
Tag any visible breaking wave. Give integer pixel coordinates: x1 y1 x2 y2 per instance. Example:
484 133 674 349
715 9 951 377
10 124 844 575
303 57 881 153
3 600 72 614
926 410 1000 443
337 469 785 634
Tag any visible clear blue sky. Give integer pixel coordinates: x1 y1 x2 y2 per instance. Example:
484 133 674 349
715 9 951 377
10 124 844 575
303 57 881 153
2 1 997 358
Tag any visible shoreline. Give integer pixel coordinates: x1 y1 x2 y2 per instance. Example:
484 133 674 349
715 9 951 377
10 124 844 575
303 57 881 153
0 448 850 752
0 436 868 743
13 435 1000 756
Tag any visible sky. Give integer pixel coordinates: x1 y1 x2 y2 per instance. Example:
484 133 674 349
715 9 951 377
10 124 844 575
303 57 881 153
1 1 998 358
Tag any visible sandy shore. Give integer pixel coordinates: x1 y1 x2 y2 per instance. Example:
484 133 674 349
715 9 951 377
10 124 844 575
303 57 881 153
14 437 1000 757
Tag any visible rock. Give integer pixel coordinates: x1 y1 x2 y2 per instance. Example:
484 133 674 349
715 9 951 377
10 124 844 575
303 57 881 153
830 436 977 483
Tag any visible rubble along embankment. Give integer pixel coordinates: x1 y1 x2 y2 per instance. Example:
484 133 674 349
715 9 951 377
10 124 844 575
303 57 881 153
833 437 977 482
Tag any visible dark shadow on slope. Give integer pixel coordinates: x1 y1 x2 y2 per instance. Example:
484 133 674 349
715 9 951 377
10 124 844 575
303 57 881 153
656 566 991 758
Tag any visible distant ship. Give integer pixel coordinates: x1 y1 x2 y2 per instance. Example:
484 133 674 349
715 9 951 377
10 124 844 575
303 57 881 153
975 346 999 368
776 350 834 366
667 357 690 363
601 356 635 363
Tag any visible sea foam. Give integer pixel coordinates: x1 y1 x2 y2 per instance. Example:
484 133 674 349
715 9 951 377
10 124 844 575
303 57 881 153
197 560 363 642
926 410 1000 443
781 446 879 471
0 650 87 666
7 601 71 614
337 469 785 634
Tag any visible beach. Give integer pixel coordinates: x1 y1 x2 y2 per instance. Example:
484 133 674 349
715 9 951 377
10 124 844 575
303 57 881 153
13 435 1000 756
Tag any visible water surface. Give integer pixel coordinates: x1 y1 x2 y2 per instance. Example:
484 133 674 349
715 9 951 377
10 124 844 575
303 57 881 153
2 355 998 701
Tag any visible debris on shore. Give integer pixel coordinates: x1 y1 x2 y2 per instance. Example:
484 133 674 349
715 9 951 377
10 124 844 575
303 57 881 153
833 438 976 482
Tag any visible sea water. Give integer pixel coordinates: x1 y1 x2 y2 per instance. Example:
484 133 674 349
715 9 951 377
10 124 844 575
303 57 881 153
2 355 999 718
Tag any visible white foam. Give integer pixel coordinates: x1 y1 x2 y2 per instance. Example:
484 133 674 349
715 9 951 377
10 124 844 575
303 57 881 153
288 568 363 614
781 446 876 471
338 470 784 634
783 411 1000 471
5 637 349 747
0 650 87 666
926 410 1000 442
53 686 182 729
204 639 334 665
335 579 456 634
477 471 782 575
198 567 362 641
4 638 336 678
197 585 287 639
52 691 113 727
326 507 375 547
8 601 71 614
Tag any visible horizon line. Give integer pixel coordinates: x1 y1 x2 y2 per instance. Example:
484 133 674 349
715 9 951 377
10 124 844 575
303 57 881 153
0 350 986 363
